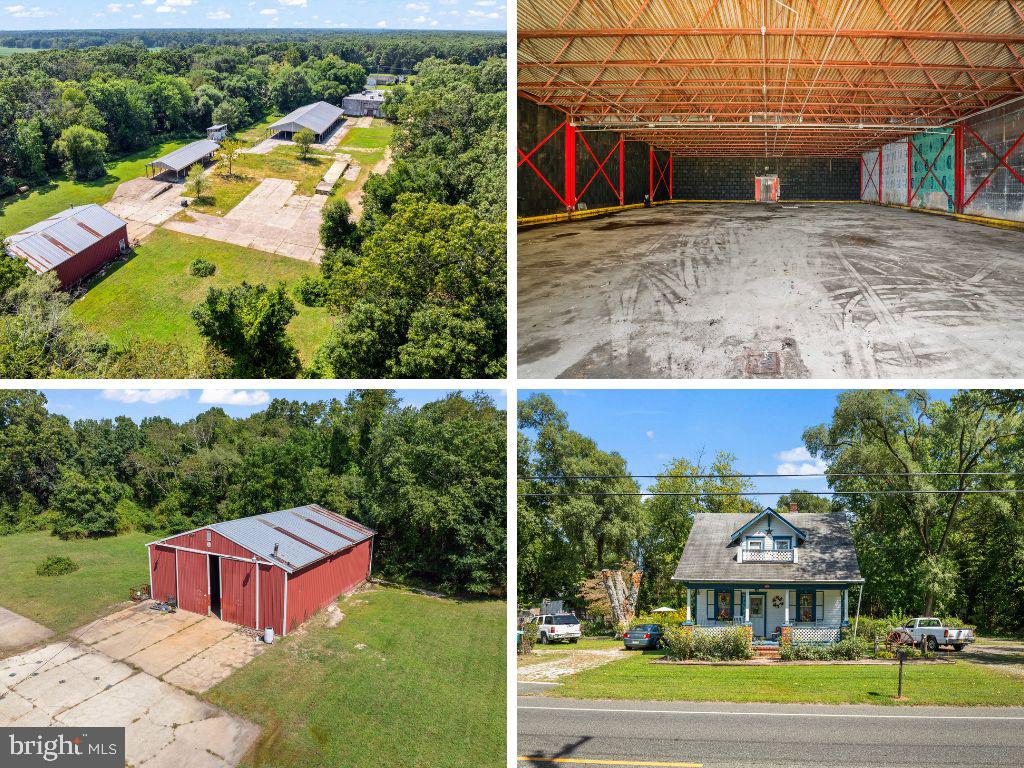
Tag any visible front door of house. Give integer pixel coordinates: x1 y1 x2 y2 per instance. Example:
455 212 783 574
749 593 767 638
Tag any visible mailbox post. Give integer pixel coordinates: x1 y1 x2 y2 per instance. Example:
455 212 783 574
897 649 907 699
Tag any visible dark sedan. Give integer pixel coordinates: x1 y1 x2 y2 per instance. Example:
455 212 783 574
623 624 665 650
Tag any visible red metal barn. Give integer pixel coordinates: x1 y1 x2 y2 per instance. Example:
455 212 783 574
147 504 374 636
4 204 129 288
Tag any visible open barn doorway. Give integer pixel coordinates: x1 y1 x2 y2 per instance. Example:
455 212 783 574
208 555 222 619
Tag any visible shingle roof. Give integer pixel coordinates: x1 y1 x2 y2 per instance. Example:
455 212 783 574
147 139 220 173
269 101 344 135
5 204 127 273
201 504 373 573
672 512 863 584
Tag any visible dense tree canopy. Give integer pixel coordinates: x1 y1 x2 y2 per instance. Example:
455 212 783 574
0 389 506 597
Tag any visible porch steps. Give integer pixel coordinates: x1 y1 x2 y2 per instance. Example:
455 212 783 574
753 645 781 659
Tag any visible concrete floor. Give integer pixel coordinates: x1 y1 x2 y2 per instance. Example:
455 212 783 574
0 603 264 767
518 203 1024 378
0 606 52 653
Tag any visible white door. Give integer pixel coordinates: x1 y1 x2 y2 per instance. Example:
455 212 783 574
749 594 766 638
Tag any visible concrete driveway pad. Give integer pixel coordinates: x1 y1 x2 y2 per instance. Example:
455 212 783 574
126 618 235 677
162 631 265 694
0 606 53 651
90 610 204 659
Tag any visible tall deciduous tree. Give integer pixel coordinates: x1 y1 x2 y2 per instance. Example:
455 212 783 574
53 125 107 180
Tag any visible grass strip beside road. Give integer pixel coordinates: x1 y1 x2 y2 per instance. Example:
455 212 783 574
548 651 1024 706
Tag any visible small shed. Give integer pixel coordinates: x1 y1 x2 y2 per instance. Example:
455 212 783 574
147 504 375 636
267 101 344 141
4 204 128 288
146 138 221 179
341 90 386 118
207 124 228 141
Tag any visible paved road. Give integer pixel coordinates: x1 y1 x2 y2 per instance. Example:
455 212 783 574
517 694 1024 767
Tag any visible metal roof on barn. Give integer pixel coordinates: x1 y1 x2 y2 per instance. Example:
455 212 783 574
4 204 127 274
345 90 386 103
205 504 374 573
148 138 221 173
672 512 863 584
269 101 344 135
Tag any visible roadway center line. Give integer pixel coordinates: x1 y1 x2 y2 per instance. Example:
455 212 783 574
517 757 702 767
518 704 1024 721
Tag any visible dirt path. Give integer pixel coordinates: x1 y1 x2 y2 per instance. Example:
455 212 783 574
963 638 1024 678
517 648 628 682
346 146 393 220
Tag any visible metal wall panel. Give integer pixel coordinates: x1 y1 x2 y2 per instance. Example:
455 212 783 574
911 129 955 212
220 558 257 629
150 545 177 603
881 139 910 206
259 564 285 636
963 103 1024 223
176 550 209 616
860 149 880 201
285 539 372 634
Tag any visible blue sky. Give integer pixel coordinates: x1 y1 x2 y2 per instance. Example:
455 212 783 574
0 0 505 31
41 387 505 424
520 389 953 504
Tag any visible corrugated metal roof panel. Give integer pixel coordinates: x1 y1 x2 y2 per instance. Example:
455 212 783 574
206 504 374 573
148 139 221 173
269 101 344 135
5 204 126 273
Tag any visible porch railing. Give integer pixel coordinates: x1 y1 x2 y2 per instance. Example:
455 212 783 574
691 625 742 638
740 549 795 563
791 626 842 644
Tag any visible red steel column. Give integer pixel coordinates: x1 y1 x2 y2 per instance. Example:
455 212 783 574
649 146 654 201
878 148 883 203
565 122 576 211
907 140 912 206
954 125 965 213
669 153 674 200
618 135 625 206
859 155 863 199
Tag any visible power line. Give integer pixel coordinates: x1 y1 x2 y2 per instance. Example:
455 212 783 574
519 489 1024 498
520 471 1020 480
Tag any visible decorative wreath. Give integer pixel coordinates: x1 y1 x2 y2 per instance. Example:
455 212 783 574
772 596 784 608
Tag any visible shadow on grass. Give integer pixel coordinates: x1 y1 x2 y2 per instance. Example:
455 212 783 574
77 250 140 293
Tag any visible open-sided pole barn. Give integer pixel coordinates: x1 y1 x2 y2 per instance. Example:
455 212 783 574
148 505 374 637
517 0 1024 379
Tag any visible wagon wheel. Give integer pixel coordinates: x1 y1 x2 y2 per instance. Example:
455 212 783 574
886 629 913 647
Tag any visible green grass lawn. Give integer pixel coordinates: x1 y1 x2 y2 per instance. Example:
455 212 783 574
0 531 151 635
550 651 1024 706
192 145 335 216
206 587 505 768
234 113 282 143
519 651 568 668
338 121 395 150
0 46 34 56
72 228 334 364
0 136 192 233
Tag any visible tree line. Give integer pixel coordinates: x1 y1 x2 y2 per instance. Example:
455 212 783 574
0 389 506 597
518 391 1024 634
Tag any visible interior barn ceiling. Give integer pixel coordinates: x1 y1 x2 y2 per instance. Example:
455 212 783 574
518 0 1024 156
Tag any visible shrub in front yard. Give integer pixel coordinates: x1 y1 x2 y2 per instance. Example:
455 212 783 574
189 258 216 277
780 636 870 661
629 610 686 628
36 555 80 577
519 627 535 655
664 626 753 661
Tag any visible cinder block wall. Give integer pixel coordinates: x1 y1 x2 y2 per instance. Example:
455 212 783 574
671 157 860 200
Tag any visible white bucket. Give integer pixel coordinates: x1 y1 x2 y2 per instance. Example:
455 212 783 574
263 627 274 644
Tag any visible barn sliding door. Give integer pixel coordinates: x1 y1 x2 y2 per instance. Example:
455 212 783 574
221 558 257 628
176 550 210 615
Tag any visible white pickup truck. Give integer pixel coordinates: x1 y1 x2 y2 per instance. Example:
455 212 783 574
900 617 975 651
533 613 582 644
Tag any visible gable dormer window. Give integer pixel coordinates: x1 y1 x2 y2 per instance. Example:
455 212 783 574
746 538 763 551
774 538 792 551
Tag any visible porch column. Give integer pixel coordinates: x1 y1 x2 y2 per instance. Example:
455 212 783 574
685 588 692 622
784 589 790 624
842 588 849 624
743 588 750 623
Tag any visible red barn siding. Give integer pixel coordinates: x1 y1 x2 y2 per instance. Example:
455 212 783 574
176 550 209 615
161 529 253 559
150 545 177 603
220 558 257 628
285 539 372 632
259 564 285 636
53 226 127 287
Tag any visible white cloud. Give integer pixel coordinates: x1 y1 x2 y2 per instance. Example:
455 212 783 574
375 19 386 26
405 1 428 9
155 4 173 11
475 0 496 5
198 389 270 407
278 0 306 5
412 14 427 22
774 446 827 476
259 7 277 14
207 9 230 18
102 389 188 405
646 430 655 439
467 9 499 18
5 4 54 16
107 3 122 11
164 0 192 5
141 0 156 4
